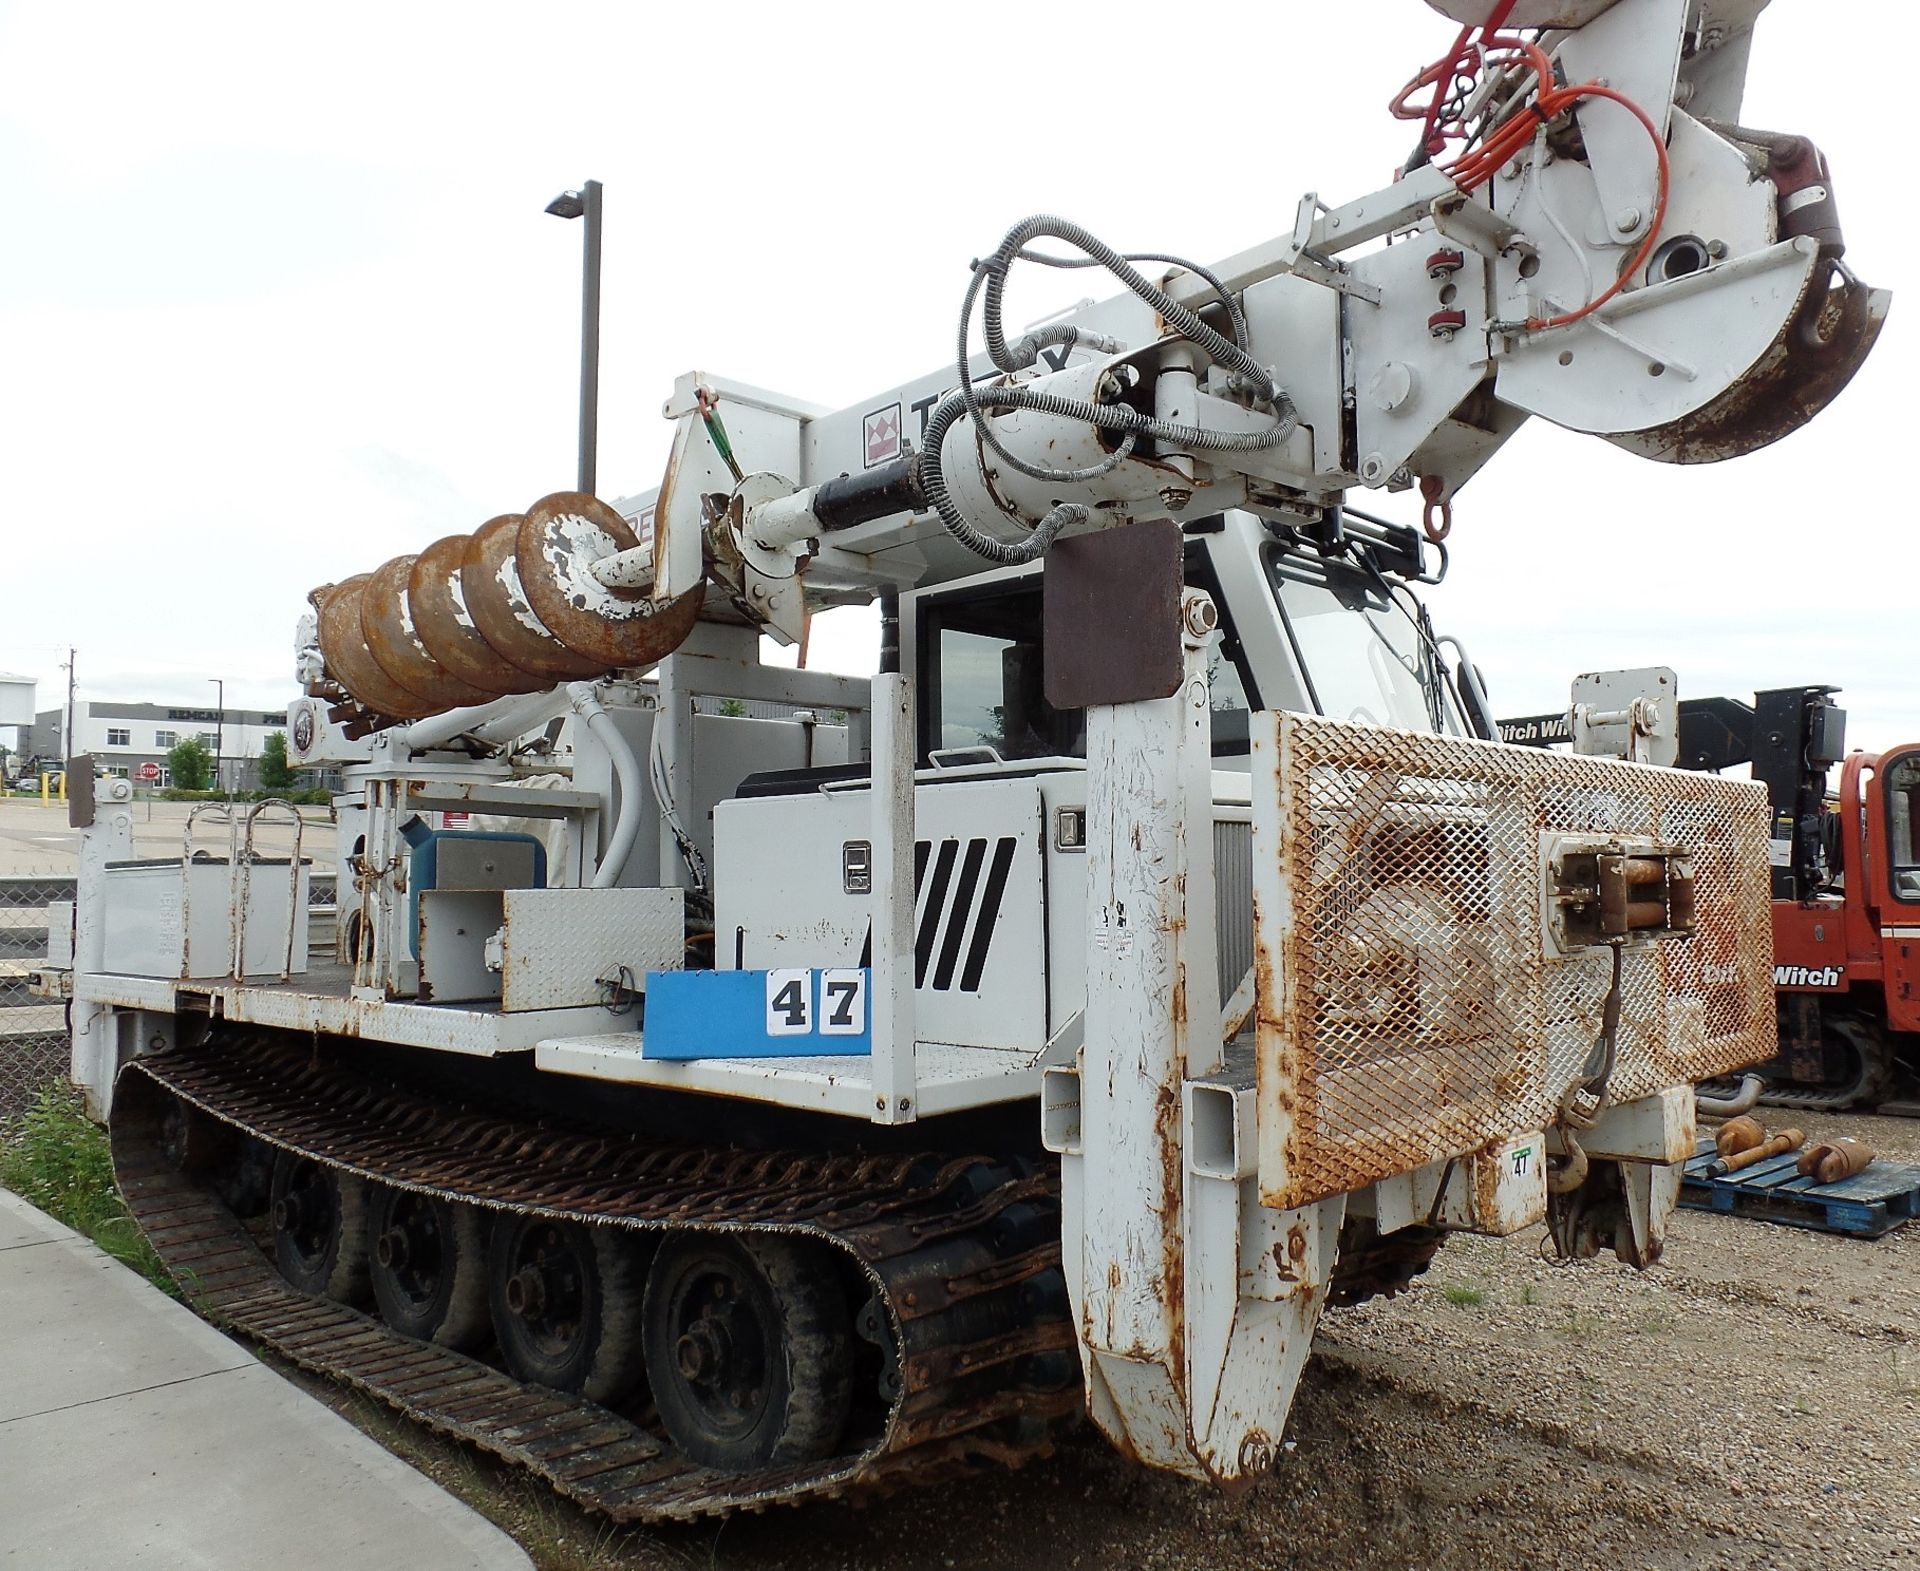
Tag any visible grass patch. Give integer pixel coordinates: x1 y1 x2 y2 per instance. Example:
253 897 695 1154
1440 1282 1487 1309
1560 1307 1604 1341
0 1085 174 1294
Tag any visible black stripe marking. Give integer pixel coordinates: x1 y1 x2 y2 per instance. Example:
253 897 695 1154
959 837 1018 992
915 840 958 988
933 838 988 991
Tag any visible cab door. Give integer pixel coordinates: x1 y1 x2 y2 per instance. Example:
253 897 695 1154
1872 746 1920 1032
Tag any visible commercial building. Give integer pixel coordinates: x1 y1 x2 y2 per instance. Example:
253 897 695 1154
0 674 35 780
25 700 292 791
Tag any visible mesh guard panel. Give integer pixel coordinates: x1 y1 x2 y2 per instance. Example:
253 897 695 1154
1252 713 1774 1212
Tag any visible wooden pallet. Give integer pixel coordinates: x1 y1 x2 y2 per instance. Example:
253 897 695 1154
1678 1138 1920 1239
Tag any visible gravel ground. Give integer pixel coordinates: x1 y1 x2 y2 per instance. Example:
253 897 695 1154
302 1108 1920 1571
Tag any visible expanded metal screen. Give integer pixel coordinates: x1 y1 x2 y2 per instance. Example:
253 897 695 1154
0 873 337 1130
1 877 69 1127
1254 713 1775 1210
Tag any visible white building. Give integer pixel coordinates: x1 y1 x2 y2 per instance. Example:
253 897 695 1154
1 673 36 780
29 699 292 790
0 673 33 729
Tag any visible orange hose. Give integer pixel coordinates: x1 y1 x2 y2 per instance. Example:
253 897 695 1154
1506 85 1671 331
1394 2 1521 157
1397 27 1673 333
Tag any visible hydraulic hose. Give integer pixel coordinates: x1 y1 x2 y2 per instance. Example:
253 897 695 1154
951 220 1299 494
1695 1074 1765 1119
917 393 1088 566
921 212 1303 565
1013 247 1250 354
395 687 566 753
952 261 1138 488
917 380 1296 566
567 683 644 889
1005 323 1125 372
979 216 1282 403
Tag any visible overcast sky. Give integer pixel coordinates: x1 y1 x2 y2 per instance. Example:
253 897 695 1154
1 1 1910 755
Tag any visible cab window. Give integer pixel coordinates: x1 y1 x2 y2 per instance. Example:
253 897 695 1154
917 546 1257 764
1886 754 1920 903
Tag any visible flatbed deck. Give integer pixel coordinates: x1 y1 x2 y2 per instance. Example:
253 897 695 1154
72 965 1044 1116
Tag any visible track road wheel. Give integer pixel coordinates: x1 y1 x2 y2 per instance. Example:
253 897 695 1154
643 1233 853 1472
269 1151 371 1305
368 1187 490 1350
157 1094 235 1177
1824 1016 1895 1108
487 1215 646 1406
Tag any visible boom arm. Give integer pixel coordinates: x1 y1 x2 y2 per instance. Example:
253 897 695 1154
298 0 1885 728
630 0 1884 645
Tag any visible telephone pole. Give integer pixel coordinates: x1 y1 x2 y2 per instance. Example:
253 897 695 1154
63 647 75 761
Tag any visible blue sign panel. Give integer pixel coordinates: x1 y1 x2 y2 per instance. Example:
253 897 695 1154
642 968 873 1060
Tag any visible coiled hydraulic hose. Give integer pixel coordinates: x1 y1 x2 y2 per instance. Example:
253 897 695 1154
917 379 1296 566
927 213 1301 564
1012 248 1250 356
952 260 1139 488
917 392 1091 566
979 216 1283 403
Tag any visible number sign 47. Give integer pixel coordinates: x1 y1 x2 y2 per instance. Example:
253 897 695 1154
763 969 867 1039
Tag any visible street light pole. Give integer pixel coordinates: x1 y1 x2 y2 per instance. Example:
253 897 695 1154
545 179 602 495
209 678 224 794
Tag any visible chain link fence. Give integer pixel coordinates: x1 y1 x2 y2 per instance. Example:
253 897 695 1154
0 872 339 1128
1 876 71 1127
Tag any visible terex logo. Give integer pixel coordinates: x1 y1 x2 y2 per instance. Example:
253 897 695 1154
1774 964 1845 988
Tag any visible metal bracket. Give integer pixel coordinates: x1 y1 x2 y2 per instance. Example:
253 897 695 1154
1430 192 1535 265
1278 194 1384 305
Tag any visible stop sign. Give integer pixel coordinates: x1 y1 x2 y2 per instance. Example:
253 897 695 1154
136 761 161 782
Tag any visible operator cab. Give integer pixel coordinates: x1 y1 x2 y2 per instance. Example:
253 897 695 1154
904 508 1477 770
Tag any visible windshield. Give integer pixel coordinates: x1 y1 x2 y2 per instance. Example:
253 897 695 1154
1265 550 1462 735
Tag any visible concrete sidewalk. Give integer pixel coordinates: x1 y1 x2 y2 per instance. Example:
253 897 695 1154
0 1189 531 1570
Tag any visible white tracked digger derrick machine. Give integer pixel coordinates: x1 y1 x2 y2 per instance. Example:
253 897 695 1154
45 0 1887 1516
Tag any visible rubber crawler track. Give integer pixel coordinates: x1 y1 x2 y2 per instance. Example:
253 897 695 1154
111 1033 1445 1516
110 1033 1081 1521
1701 1043 1899 1116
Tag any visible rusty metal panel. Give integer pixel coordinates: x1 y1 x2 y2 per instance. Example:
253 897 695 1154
1042 521 1184 710
500 887 684 1013
1253 712 1774 1212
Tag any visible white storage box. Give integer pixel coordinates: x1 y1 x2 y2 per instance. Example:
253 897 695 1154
100 856 311 980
